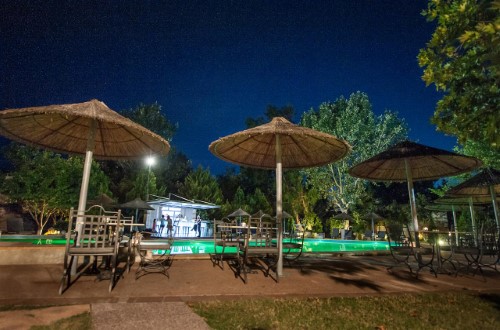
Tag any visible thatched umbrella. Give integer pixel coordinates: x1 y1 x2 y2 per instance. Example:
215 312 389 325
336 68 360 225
0 99 170 240
251 210 272 226
118 197 154 224
349 140 481 247
446 168 500 231
209 117 350 276
87 193 116 208
362 212 384 240
226 208 251 225
435 196 493 232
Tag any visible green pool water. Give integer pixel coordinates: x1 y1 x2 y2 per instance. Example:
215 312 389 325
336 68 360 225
0 236 389 254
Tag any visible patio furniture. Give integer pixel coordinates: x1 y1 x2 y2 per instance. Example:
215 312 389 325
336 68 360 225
386 223 436 278
172 219 180 237
106 213 136 273
375 231 386 240
344 229 354 240
211 220 241 270
332 228 340 239
59 206 124 294
135 233 172 280
282 223 305 265
237 222 279 283
363 230 373 240
453 224 499 278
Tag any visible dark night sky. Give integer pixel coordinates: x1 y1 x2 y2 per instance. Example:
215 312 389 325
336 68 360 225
0 0 458 174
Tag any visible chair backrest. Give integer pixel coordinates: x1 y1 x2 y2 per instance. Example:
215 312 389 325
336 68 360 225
247 223 277 248
332 228 340 239
376 231 386 239
479 223 499 256
67 207 123 250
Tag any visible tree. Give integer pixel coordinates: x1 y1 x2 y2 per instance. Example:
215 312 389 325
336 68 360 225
301 92 408 215
178 165 223 218
122 102 177 141
247 188 272 215
103 103 187 202
454 139 500 169
1 145 110 234
418 0 499 148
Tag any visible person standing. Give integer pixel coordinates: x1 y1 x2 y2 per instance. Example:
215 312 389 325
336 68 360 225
159 215 166 236
166 215 173 237
152 218 157 234
196 215 202 237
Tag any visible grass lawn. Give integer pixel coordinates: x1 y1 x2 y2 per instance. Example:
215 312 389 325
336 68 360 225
190 292 500 330
3 292 499 329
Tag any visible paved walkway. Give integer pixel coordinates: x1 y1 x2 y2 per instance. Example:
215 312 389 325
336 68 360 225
0 255 499 329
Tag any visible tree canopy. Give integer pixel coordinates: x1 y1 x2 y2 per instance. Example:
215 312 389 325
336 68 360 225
418 0 499 148
301 92 408 215
1 145 110 234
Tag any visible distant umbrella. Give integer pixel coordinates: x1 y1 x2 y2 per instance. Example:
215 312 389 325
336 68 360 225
333 213 354 221
227 208 251 218
362 212 384 241
119 197 154 210
349 140 481 247
210 117 350 276
446 168 500 231
87 193 116 208
118 197 154 223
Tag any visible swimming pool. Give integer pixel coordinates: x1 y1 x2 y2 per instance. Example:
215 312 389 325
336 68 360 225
0 235 389 254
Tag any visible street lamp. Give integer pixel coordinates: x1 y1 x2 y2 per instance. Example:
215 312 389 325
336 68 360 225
145 156 155 201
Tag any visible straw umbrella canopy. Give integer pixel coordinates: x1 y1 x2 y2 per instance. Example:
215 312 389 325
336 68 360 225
87 193 116 208
348 140 482 247
0 99 170 238
434 196 494 241
227 208 251 218
209 117 350 276
226 208 251 225
446 168 500 231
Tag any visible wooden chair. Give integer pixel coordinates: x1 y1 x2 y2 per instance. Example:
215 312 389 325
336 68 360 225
211 219 241 270
237 221 279 283
59 206 123 294
107 213 135 273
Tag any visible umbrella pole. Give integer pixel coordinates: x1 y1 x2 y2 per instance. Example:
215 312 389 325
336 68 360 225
452 205 459 246
468 197 478 245
276 135 283 277
490 185 500 232
73 119 96 275
405 160 420 248
371 216 375 241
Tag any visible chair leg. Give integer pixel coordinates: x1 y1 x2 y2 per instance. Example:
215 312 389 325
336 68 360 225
59 256 74 295
109 255 117 293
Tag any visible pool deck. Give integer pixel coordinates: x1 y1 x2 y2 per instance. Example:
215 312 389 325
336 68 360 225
0 254 499 329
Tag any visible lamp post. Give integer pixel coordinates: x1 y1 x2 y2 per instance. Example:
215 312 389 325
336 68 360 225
145 156 155 201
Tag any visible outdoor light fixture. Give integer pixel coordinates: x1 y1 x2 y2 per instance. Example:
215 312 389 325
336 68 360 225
145 156 156 201
145 156 156 167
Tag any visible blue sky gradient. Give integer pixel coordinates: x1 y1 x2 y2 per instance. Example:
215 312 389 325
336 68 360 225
0 1 457 174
